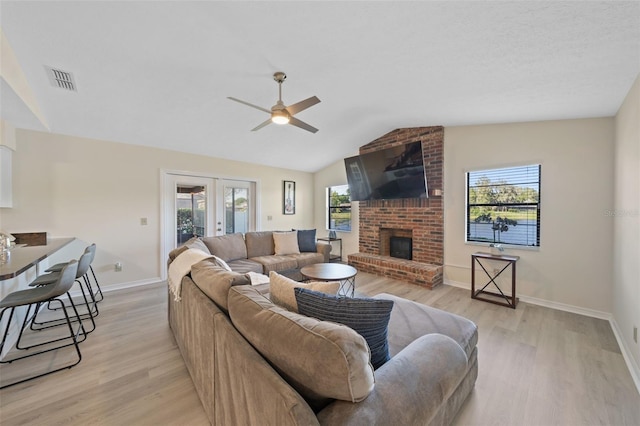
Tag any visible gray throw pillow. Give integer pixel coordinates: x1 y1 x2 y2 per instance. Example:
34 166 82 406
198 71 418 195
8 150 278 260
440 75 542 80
185 236 211 254
201 233 247 262
269 271 339 312
295 229 316 252
294 288 394 369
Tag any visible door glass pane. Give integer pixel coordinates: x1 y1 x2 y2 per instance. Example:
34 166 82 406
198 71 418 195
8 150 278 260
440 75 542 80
225 186 249 234
176 184 206 245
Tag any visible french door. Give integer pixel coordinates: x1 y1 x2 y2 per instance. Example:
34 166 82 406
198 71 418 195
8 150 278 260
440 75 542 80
163 174 215 251
218 179 255 235
161 172 256 278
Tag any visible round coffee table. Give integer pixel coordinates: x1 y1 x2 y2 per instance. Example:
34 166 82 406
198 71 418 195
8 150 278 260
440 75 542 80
300 263 358 297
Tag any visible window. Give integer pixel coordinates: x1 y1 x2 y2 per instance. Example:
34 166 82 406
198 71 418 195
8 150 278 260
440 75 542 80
466 164 540 247
221 179 255 235
224 186 248 234
176 184 206 244
328 185 351 232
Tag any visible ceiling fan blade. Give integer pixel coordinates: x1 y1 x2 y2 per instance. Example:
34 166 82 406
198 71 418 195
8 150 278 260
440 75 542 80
285 96 320 116
251 119 272 132
227 97 271 114
289 117 319 134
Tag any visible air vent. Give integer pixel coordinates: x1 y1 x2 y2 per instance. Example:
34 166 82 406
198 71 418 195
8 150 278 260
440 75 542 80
45 66 77 91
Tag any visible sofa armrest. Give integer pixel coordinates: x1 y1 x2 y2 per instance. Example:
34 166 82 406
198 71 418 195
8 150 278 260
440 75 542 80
316 242 331 262
316 333 468 426
167 245 189 265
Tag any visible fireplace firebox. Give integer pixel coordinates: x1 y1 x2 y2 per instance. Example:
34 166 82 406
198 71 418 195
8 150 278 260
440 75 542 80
390 236 412 260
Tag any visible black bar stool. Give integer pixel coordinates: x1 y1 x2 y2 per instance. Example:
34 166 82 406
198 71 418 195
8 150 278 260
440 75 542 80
0 261 86 389
27 250 97 334
46 243 103 303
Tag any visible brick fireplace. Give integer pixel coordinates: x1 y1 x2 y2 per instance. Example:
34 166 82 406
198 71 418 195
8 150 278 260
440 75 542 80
348 126 444 288
380 228 413 258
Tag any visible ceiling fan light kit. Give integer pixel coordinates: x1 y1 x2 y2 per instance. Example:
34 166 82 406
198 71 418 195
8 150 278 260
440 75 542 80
228 72 320 133
271 109 290 125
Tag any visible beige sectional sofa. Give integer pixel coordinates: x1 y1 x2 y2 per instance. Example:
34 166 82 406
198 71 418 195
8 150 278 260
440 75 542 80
167 255 478 425
174 231 330 281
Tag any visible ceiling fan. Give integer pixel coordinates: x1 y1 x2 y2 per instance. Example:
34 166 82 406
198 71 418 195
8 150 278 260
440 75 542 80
228 72 320 133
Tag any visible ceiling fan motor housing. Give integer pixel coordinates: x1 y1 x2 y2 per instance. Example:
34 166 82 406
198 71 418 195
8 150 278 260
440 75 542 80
273 72 287 83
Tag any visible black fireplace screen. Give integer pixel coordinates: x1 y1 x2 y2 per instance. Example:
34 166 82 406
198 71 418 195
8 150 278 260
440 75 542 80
390 236 412 260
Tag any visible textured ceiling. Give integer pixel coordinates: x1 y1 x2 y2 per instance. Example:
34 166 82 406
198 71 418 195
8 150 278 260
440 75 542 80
1 1 638 172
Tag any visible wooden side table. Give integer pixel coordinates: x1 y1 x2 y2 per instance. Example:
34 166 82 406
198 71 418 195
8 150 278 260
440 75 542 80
471 252 520 309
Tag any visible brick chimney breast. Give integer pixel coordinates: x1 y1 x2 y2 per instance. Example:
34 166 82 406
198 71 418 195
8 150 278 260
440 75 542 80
348 126 444 288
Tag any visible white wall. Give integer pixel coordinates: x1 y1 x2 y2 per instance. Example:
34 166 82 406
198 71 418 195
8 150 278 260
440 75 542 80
313 118 616 315
613 74 640 380
0 129 315 289
0 29 48 130
0 119 16 209
444 118 615 314
313 158 359 261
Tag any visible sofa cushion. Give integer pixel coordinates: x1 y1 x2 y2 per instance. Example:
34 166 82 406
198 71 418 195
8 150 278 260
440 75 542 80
227 258 264 274
288 252 325 269
269 271 339 312
185 236 211 254
315 334 470 426
190 260 250 313
249 255 298 274
373 293 478 359
202 233 247 262
273 231 300 255
212 255 232 271
295 229 317 252
228 286 375 408
295 288 394 370
245 231 274 258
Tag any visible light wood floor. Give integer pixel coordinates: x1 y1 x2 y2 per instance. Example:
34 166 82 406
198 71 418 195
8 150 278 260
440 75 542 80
1 273 638 425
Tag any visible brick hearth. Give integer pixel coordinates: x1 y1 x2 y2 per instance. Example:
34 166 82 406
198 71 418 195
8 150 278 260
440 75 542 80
349 253 443 288
347 126 444 289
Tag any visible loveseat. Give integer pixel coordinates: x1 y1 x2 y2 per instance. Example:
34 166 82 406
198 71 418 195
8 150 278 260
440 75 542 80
167 255 478 425
172 231 330 281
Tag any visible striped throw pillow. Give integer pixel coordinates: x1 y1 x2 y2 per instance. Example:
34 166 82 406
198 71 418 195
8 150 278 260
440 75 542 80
294 288 394 369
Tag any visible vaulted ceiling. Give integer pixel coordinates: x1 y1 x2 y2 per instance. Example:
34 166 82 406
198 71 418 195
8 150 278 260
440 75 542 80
1 1 638 172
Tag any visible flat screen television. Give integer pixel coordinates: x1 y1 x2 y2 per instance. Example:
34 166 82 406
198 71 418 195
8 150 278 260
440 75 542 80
344 141 429 201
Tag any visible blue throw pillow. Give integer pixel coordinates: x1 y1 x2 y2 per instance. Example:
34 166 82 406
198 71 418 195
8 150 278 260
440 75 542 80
294 288 394 369
294 229 316 252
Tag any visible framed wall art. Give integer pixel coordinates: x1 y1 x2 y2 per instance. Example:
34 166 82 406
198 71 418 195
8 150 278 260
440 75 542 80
283 180 295 215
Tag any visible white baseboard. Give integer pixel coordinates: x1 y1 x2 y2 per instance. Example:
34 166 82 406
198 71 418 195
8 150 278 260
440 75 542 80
610 318 640 395
444 278 611 319
101 277 164 293
443 279 470 291
67 277 163 298
519 293 611 320
444 278 640 395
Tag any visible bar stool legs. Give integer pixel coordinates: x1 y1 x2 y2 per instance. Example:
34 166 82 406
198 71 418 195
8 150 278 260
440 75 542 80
0 261 85 389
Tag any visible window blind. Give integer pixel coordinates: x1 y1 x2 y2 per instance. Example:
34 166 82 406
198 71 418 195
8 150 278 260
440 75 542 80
466 164 540 247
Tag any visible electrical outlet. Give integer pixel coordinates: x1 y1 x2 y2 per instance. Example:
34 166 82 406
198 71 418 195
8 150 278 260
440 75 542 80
634 326 638 344
115 262 122 272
